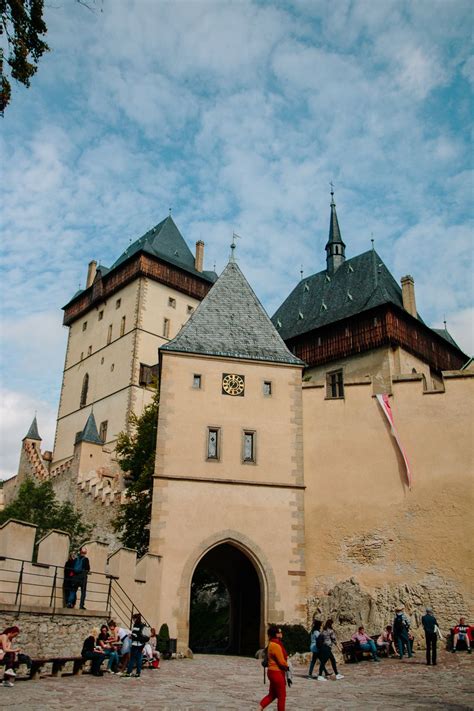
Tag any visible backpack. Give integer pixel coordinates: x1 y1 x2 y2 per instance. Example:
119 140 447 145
139 625 151 644
393 616 405 635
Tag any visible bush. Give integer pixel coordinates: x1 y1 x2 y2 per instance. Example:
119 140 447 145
279 624 310 654
157 623 170 654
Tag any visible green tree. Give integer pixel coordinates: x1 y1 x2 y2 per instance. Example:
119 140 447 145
113 389 159 556
1 0 49 113
0 477 91 550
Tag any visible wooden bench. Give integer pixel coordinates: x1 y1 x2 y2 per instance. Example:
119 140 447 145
342 635 387 663
16 656 89 680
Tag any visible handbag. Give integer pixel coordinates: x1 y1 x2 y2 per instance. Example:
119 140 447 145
434 624 443 640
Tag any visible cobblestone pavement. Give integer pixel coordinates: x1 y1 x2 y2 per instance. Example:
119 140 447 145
1 650 473 710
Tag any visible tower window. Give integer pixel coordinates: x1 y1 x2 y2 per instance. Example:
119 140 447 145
87 345 92 356
107 324 113 344
243 430 256 463
207 428 220 460
98 310 103 321
115 299 121 309
263 381 272 396
187 305 194 315
80 352 84 361
80 373 89 408
82 321 87 331
99 420 108 442
168 297 176 308
193 374 202 389
120 315 126 337
163 318 170 338
326 370 344 399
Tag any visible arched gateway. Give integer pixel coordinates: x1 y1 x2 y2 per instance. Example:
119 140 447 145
189 542 261 656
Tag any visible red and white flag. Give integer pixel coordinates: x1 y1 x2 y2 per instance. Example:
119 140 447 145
376 393 412 489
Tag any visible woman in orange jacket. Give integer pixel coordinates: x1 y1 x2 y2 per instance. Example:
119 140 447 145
259 624 289 711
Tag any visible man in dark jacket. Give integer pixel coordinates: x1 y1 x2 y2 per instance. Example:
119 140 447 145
421 607 438 665
73 547 91 610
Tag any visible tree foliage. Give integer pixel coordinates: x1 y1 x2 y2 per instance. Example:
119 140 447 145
0 0 49 112
113 389 159 557
0 477 91 551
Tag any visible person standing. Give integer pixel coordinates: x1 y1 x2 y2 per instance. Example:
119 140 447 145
259 625 289 711
123 613 149 678
393 606 413 659
74 547 91 610
317 619 344 681
307 619 326 678
421 607 438 666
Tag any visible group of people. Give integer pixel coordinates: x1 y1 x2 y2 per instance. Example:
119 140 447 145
80 614 160 678
64 547 90 609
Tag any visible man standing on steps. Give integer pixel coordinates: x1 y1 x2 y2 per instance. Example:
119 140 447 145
74 547 91 610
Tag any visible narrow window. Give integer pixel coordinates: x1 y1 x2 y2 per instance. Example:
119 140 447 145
168 297 176 308
263 381 272 396
115 299 121 309
193 374 202 389
187 305 194 315
243 431 256 463
163 318 170 338
120 315 126 337
87 345 92 356
207 428 220 460
82 321 87 331
107 324 112 344
80 352 84 361
80 373 89 408
98 310 104 321
99 420 108 442
110 363 115 372
326 370 344 399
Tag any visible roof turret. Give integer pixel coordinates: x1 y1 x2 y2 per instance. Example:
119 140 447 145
325 187 346 274
23 416 41 441
75 412 103 445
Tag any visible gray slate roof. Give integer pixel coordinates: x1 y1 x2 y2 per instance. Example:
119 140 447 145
110 215 217 284
23 416 41 441
272 249 417 341
161 261 303 365
76 412 103 445
432 328 461 349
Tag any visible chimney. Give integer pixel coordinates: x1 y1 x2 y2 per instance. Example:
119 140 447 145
195 241 204 273
401 275 417 318
86 260 97 289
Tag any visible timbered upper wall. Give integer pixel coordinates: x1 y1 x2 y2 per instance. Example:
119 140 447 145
63 254 212 326
289 306 465 372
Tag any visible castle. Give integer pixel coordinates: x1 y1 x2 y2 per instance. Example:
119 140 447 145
2 195 472 654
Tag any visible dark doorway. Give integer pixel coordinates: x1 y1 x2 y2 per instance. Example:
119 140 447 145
189 543 261 656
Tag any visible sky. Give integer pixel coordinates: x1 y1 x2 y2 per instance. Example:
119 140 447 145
0 0 473 479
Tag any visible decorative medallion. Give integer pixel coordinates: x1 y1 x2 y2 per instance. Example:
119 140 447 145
222 373 245 396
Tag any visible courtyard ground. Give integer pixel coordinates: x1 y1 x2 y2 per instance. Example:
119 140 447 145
1 649 472 710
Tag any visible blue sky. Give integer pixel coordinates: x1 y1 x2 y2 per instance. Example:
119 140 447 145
1 0 473 478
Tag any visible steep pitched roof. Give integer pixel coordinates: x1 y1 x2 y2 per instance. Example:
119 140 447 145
272 249 411 340
432 327 461 349
161 261 303 365
23 416 41 441
110 215 216 284
75 412 103 445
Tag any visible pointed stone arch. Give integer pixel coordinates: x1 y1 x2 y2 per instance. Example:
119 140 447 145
176 529 281 652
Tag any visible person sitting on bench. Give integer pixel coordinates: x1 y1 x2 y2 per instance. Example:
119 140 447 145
452 618 472 653
81 628 105 676
377 625 396 656
351 626 380 661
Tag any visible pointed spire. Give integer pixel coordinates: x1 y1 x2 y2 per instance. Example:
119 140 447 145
23 416 41 442
325 184 346 275
75 412 103 445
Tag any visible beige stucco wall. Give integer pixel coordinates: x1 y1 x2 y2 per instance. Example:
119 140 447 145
150 352 306 651
303 372 474 623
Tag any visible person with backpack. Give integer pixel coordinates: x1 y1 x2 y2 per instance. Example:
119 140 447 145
316 619 344 681
258 624 289 711
122 613 150 678
393 606 413 659
307 619 327 678
67 547 90 609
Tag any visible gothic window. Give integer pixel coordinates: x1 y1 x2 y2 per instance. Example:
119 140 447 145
107 324 112 344
80 373 89 408
326 370 344 399
207 428 220 460
99 420 108 442
120 315 126 337
243 430 256 463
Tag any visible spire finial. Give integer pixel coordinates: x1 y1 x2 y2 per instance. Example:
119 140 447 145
230 231 241 262
443 316 447 330
371 233 375 250
330 181 335 205
169 206 172 216
300 265 304 280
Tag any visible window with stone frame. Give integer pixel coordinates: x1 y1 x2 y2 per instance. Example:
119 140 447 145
193 374 202 389
243 430 256 463
326 369 344 399
263 381 272 396
168 297 176 308
207 427 220 460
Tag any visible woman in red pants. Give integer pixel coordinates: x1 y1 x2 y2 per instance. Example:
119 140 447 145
259 625 289 711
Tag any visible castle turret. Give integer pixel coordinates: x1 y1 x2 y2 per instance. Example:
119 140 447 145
325 187 346 275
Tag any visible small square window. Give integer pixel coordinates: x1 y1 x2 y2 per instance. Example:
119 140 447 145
168 297 176 308
326 370 344 399
263 381 272 396
115 299 121 309
187 305 194 315
193 374 202 389
207 428 220 460
243 431 256 463
163 318 170 338
82 321 87 331
98 310 104 321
